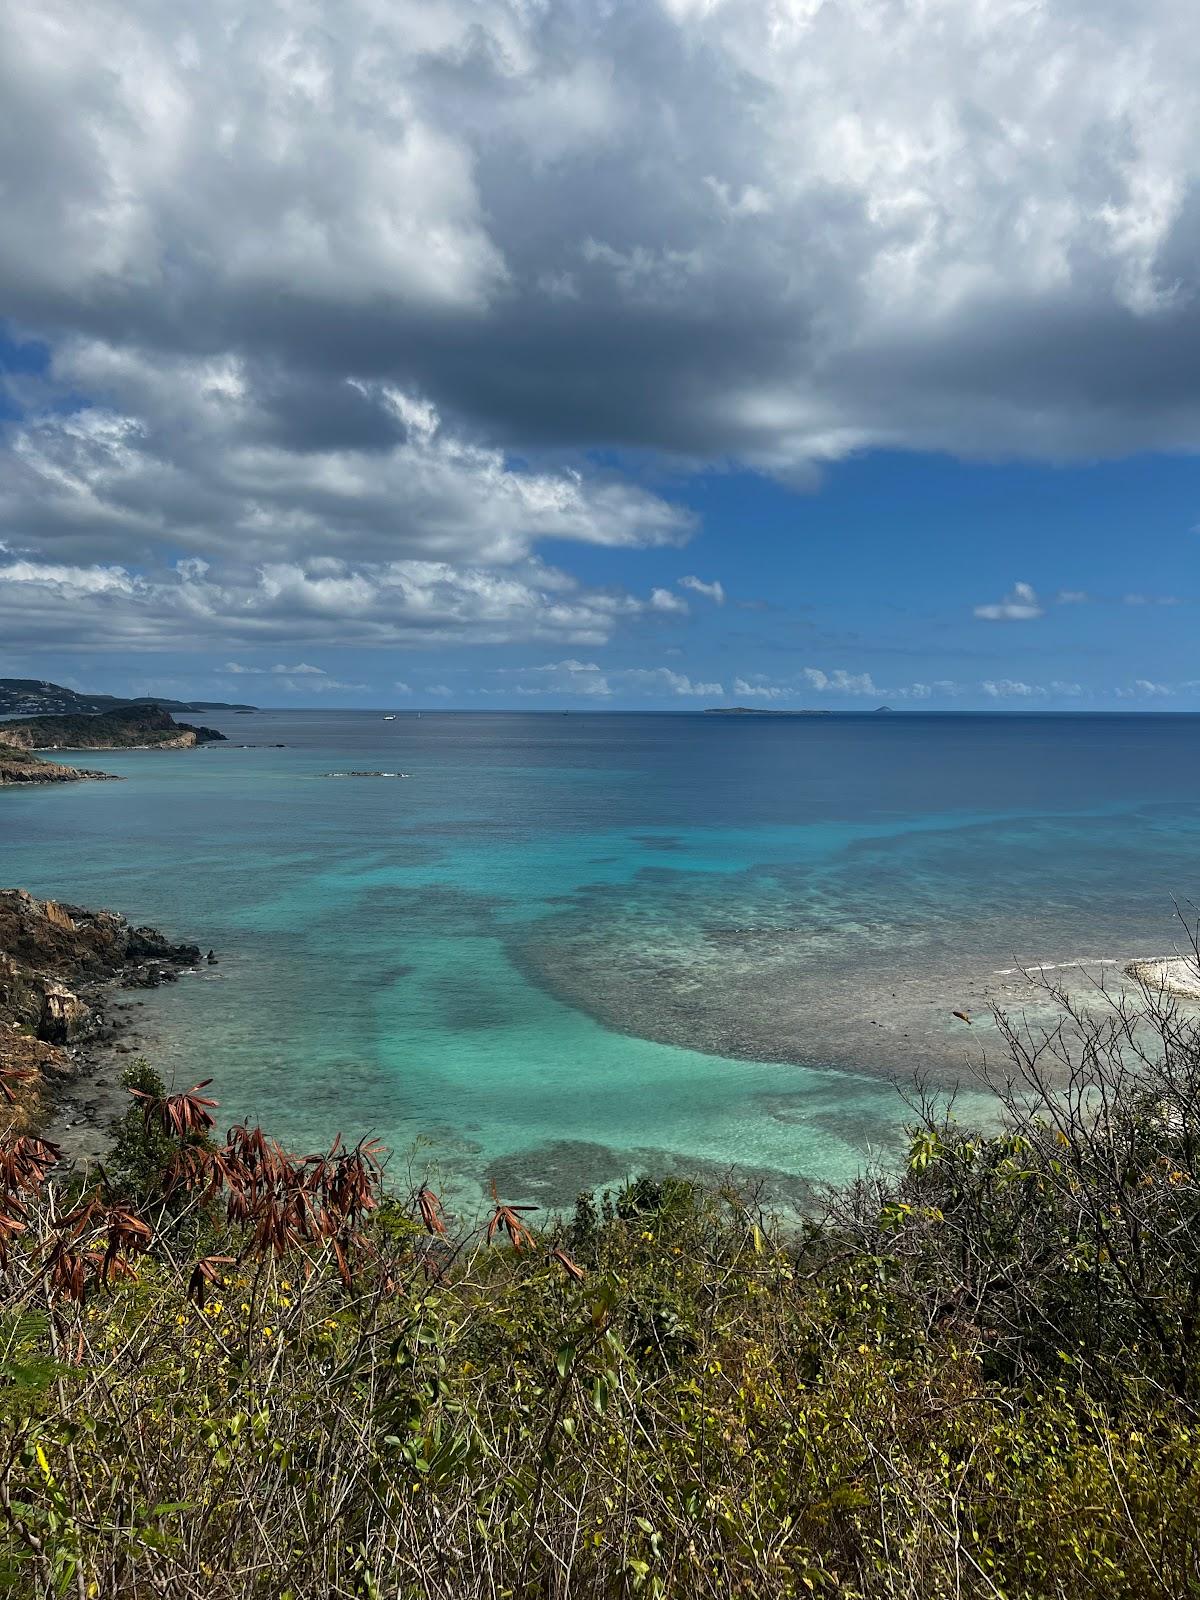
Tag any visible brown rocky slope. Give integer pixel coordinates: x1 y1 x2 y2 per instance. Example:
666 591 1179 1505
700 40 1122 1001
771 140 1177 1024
0 889 203 1125
0 746 121 786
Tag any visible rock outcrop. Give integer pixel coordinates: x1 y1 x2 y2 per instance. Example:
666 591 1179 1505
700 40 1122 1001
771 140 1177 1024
0 890 204 1118
0 705 226 751
0 746 122 786
1124 956 1200 1000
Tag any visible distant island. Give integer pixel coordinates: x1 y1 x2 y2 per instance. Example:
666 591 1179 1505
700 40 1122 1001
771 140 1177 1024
704 706 831 716
0 704 226 754
0 677 255 717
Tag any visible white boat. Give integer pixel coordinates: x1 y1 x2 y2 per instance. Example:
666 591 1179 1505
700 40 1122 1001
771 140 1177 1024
382 714 396 721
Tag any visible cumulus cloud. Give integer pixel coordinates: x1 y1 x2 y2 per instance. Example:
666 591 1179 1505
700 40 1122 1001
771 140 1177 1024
281 674 366 694
678 575 725 604
1120 678 1173 697
221 661 328 676
498 661 723 699
803 667 882 697
732 676 785 699
3 351 693 567
6 0 1200 480
620 667 723 697
974 583 1044 622
0 332 698 652
7 0 1200 667
981 679 1052 698
501 659 614 698
0 552 682 653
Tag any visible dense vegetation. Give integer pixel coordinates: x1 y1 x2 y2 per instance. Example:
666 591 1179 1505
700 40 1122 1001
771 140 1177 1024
3 969 1200 1597
0 706 224 752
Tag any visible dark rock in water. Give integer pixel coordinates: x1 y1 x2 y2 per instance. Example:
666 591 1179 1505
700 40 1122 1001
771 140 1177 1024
207 949 218 964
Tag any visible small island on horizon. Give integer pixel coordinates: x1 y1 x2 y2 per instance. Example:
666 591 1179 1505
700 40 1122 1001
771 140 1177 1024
704 705 832 716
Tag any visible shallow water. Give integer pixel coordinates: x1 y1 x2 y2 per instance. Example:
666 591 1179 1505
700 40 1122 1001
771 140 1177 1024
5 711 1200 1210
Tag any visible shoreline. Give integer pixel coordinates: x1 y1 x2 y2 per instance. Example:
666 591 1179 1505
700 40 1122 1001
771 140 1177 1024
38 976 205 1167
0 888 212 1167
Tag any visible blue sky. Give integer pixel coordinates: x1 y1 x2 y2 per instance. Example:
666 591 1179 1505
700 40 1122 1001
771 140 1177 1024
2 0 1199 709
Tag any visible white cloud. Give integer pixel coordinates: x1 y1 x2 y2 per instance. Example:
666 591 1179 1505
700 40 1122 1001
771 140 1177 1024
620 667 723 697
2 0 1200 549
3 351 693 570
278 675 366 694
223 660 330 676
733 676 785 699
7 0 1200 674
1057 590 1090 604
803 667 881 697
501 659 614 698
650 587 689 614
974 582 1044 622
0 554 678 653
981 679 1044 698
678 575 725 604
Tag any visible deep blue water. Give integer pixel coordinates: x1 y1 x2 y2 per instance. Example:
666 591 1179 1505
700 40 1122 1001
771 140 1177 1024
5 711 1200 1210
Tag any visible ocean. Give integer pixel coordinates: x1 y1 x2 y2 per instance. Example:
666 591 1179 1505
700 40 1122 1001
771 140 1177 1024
5 710 1200 1211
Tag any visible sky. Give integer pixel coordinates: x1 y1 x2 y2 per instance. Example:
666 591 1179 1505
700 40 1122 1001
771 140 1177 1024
2 0 1200 710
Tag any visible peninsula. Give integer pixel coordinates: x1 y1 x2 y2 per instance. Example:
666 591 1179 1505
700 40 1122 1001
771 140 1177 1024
0 704 226 752
0 677 254 716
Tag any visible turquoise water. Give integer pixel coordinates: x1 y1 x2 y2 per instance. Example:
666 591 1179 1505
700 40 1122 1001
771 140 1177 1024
5 711 1200 1210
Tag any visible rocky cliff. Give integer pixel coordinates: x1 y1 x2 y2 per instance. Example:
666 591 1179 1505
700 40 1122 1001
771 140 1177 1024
0 704 226 751
0 747 122 786
0 889 203 1118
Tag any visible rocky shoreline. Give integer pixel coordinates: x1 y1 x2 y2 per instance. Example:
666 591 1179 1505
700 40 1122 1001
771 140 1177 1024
1124 955 1200 1000
0 888 211 1163
0 747 123 786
